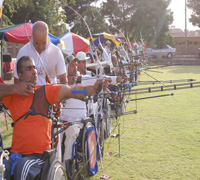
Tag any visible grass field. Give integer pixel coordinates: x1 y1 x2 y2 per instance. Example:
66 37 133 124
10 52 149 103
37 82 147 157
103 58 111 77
87 65 200 180
1 65 200 180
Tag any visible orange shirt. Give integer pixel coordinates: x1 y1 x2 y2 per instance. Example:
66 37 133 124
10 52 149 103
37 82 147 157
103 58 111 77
2 84 61 155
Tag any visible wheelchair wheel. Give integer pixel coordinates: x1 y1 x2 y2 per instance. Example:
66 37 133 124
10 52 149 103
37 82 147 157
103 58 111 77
121 100 126 115
46 159 67 180
104 99 112 139
134 69 138 82
82 122 98 177
98 116 105 157
107 104 112 136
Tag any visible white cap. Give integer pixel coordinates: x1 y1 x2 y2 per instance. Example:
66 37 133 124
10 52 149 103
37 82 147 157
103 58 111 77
106 40 111 44
65 55 75 64
76 51 90 61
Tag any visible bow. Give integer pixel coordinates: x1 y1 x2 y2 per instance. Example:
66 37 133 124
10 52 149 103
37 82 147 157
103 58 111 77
65 4 106 169
24 18 64 149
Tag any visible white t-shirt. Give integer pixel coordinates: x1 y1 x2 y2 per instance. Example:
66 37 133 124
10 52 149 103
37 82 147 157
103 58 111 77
60 98 87 122
14 37 66 85
60 75 96 121
102 46 111 61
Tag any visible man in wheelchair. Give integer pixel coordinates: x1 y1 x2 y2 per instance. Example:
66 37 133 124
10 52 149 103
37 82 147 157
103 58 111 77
59 54 99 179
0 56 108 180
59 53 127 179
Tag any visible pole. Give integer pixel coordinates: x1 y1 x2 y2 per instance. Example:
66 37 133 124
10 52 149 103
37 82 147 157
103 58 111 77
0 32 1 80
185 0 187 55
0 1 3 79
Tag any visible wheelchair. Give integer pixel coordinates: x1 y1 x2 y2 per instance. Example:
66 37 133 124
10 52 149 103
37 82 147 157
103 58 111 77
0 148 67 180
0 117 68 180
60 117 99 180
40 148 67 180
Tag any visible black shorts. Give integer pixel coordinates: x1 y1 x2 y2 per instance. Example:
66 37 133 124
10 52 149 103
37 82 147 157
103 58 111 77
4 153 45 180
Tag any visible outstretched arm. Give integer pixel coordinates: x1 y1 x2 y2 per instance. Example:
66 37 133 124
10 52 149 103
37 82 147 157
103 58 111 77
0 82 34 99
57 79 111 102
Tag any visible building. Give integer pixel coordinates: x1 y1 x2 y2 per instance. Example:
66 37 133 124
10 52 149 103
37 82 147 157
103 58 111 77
169 26 200 55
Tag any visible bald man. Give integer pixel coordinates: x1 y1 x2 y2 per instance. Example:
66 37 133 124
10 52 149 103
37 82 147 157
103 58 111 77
14 21 67 85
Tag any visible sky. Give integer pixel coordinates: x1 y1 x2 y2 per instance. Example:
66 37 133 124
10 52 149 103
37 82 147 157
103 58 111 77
168 0 199 31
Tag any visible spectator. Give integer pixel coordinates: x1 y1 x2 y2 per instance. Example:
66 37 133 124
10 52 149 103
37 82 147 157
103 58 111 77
102 40 111 62
14 21 67 85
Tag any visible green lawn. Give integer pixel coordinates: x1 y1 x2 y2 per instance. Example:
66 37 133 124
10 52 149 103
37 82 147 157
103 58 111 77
1 65 200 180
87 65 200 180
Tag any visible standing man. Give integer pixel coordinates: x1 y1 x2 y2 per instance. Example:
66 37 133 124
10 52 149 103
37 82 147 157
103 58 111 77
102 40 111 62
120 43 130 61
14 21 67 85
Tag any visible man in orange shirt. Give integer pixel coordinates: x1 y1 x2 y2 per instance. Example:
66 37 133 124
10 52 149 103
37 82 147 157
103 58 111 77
1 56 109 180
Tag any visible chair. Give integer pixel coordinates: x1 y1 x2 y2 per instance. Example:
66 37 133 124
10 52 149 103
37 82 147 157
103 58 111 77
63 118 99 180
40 148 67 180
1 119 67 180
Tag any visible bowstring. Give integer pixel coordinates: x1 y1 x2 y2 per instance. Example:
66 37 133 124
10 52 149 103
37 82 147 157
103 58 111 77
24 17 66 149
65 4 106 175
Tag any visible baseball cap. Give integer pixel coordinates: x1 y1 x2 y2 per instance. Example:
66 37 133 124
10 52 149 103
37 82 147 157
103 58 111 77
76 51 90 61
65 55 76 64
106 40 111 44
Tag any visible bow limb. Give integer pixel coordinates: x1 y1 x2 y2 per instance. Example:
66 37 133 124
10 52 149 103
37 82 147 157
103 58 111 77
97 37 113 74
65 4 104 169
65 5 104 77
91 12 121 72
109 20 131 63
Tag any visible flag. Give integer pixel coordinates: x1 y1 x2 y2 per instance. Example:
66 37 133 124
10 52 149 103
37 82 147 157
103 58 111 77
59 39 66 49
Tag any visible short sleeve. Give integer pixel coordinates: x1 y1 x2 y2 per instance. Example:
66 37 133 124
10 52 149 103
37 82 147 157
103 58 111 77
45 85 62 105
14 55 20 78
56 49 66 76
1 96 12 109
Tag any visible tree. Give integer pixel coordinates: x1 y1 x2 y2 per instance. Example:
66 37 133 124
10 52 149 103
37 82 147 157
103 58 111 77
2 0 75 36
187 0 200 28
130 0 173 48
2 0 27 25
101 0 174 48
64 0 107 38
101 0 136 38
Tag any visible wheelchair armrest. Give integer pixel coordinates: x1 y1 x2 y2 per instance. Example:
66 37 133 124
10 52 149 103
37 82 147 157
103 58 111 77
4 147 11 152
43 148 56 158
